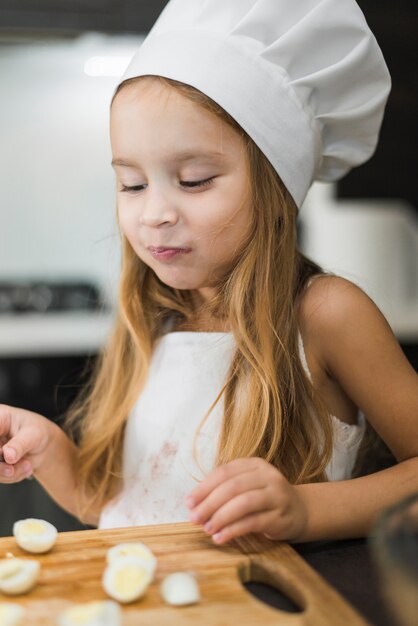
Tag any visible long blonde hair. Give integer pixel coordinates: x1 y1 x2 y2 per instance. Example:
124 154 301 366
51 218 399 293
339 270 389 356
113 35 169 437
64 76 334 523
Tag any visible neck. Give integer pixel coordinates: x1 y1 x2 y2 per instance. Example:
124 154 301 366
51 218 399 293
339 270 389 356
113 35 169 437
171 287 229 332
173 307 229 332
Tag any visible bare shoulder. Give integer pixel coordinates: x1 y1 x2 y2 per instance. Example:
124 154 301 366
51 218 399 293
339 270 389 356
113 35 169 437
299 274 383 329
299 273 405 371
299 274 418 462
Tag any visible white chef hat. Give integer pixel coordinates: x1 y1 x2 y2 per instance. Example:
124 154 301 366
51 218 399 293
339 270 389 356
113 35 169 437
113 0 391 208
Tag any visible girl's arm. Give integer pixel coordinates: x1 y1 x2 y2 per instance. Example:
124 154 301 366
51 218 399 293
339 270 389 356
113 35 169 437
0 407 100 526
33 421 101 527
295 458 418 541
186 277 418 543
294 276 418 541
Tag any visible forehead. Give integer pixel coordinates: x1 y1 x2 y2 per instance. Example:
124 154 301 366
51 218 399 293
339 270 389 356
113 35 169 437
110 78 245 163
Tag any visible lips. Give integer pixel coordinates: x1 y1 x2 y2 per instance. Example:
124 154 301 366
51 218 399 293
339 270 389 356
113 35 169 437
148 245 192 261
148 246 191 253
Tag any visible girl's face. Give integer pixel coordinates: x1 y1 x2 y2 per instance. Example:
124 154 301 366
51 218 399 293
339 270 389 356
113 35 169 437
110 78 251 300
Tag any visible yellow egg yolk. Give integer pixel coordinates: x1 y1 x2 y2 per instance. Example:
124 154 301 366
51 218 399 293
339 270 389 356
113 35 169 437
64 603 102 624
20 521 46 535
0 560 22 579
0 606 14 618
119 546 149 560
114 566 147 596
118 548 130 557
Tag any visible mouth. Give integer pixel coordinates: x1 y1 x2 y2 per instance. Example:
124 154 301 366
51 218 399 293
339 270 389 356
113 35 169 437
148 246 192 261
148 246 191 253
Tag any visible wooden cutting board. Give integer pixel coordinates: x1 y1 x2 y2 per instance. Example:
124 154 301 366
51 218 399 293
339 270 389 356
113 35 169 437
0 522 370 625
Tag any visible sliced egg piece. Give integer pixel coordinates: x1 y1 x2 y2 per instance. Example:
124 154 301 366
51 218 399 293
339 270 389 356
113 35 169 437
106 542 157 578
160 572 201 606
0 603 25 626
58 600 121 626
0 558 40 595
13 518 57 554
102 556 152 604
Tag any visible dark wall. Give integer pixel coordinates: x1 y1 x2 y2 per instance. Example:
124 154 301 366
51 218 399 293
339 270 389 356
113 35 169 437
337 1 418 213
0 0 169 34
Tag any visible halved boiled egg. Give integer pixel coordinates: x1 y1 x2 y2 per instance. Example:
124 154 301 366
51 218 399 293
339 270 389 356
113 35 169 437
160 572 201 606
102 556 152 604
57 600 121 626
106 542 157 578
0 603 25 626
13 518 57 554
0 558 40 595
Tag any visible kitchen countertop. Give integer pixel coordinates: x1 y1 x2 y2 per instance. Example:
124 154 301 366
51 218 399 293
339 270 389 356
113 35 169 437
296 538 396 626
0 311 114 357
247 537 397 626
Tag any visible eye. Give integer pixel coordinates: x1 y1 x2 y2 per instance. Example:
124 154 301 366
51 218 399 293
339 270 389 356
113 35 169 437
120 184 146 193
180 177 214 189
119 177 215 194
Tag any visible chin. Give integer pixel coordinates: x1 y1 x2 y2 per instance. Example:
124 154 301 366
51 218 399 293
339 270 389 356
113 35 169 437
152 269 203 291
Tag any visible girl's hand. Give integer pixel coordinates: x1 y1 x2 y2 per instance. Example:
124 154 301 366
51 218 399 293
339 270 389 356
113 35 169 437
185 457 308 545
0 404 52 483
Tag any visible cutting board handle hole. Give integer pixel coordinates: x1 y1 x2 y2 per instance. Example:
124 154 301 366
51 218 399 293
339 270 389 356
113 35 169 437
239 561 305 614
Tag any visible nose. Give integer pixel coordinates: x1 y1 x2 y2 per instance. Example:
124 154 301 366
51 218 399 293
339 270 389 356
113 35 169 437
139 184 179 228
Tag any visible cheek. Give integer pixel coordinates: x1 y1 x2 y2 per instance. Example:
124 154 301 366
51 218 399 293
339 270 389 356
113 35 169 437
117 206 134 239
195 222 247 270
193 199 239 238
203 202 251 250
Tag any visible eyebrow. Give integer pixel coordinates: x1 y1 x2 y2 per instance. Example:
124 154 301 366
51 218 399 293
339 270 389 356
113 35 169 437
111 149 226 168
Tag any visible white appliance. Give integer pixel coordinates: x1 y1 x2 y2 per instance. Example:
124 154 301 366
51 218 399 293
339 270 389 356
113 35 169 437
299 183 418 340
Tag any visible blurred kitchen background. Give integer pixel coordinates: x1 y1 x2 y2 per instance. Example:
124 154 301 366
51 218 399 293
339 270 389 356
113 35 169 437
0 1 417 536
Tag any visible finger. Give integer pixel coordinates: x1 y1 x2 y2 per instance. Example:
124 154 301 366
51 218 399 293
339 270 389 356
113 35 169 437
0 436 7 462
0 460 14 478
0 458 33 483
202 488 272 535
0 406 18 464
2 427 38 465
211 509 278 545
189 471 266 525
186 457 264 508
0 406 12 438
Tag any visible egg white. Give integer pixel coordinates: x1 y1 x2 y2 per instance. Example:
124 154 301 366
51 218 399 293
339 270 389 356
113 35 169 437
102 556 152 604
13 518 57 554
106 542 157 578
0 558 40 595
160 572 201 606
0 602 25 626
58 600 121 626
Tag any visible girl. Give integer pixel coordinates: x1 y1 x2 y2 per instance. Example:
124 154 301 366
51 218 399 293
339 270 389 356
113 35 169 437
1 0 417 545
